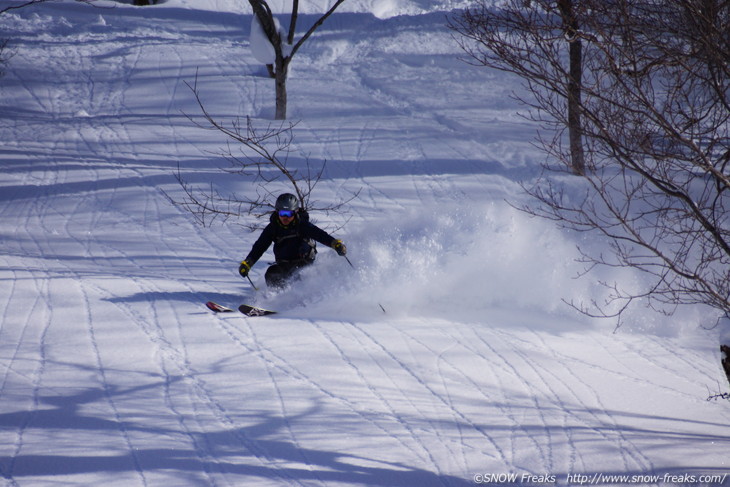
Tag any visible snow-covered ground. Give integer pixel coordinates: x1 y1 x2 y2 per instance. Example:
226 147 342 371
1 1 729 486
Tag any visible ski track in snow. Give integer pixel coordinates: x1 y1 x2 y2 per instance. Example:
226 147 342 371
307 319 453 477
213 318 420 470
1 2 729 486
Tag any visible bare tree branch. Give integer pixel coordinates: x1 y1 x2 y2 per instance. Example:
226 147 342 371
1 0 96 13
451 0 730 327
167 80 358 230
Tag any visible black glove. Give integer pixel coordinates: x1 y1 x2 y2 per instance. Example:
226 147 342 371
332 239 347 256
238 260 252 278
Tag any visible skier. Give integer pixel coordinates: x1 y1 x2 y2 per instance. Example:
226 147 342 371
238 193 347 288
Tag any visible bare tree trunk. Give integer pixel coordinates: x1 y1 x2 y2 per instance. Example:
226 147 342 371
722 345 730 388
558 0 585 176
247 0 346 120
274 57 289 120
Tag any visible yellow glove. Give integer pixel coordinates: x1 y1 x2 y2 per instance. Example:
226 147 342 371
238 260 252 278
332 240 347 256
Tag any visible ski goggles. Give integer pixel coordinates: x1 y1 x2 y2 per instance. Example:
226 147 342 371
278 210 295 218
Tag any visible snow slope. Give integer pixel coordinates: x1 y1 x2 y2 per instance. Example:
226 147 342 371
0 1 728 486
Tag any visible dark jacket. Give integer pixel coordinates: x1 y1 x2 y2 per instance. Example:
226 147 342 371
244 210 336 266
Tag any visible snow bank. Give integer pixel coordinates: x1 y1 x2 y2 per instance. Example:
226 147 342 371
250 14 286 65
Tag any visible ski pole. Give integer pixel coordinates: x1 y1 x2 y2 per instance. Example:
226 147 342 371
343 255 386 313
344 255 356 269
247 274 259 291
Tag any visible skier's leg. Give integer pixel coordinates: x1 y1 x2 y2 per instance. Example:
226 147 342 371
265 261 309 289
265 264 289 289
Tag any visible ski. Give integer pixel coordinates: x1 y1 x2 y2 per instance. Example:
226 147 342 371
206 301 234 313
239 304 277 317
206 301 276 317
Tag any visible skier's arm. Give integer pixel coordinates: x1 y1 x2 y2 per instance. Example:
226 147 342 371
243 226 274 268
303 222 336 247
304 223 347 256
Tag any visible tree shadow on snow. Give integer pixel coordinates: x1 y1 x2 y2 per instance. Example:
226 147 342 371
0 368 728 486
0 379 474 486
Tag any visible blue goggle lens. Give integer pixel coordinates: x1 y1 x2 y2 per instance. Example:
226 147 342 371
278 210 295 218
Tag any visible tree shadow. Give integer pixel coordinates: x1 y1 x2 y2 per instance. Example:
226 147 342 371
0 376 474 486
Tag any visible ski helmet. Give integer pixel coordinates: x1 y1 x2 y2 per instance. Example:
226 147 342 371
275 193 299 212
